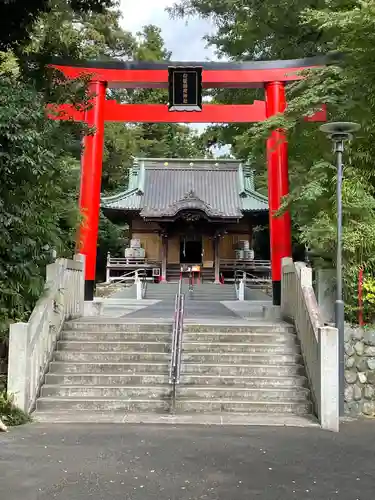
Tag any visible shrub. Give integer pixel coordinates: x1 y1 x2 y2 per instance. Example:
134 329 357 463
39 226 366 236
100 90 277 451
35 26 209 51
0 391 31 427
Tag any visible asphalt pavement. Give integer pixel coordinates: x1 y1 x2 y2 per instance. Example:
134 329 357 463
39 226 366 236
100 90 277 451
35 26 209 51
1 420 374 499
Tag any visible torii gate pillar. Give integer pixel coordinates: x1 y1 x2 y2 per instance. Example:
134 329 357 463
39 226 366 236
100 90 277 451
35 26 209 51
78 81 106 301
265 81 292 305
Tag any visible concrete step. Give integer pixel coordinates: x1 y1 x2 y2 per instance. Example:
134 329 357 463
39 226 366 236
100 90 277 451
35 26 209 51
146 295 175 299
49 361 169 374
96 299 157 306
57 341 170 353
181 352 302 364
191 293 235 297
64 321 293 334
61 331 172 342
188 288 234 290
61 331 296 344
188 291 237 301
190 290 235 294
99 306 143 313
44 373 307 388
45 373 170 385
40 385 309 401
36 397 171 413
181 363 304 376
54 351 171 363
41 385 171 399
183 324 295 333
35 397 311 414
182 342 300 354
183 332 298 344
53 350 300 364
33 411 319 426
175 400 312 414
177 386 310 401
64 322 173 332
181 374 308 387
190 297 237 300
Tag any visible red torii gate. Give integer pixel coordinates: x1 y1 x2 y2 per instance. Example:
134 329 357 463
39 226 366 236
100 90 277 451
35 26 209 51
49 57 328 304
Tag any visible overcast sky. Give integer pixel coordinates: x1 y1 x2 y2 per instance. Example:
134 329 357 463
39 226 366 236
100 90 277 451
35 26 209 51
118 1 227 144
118 0 217 61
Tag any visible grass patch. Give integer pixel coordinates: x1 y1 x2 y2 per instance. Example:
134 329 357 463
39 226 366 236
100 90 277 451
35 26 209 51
0 391 31 427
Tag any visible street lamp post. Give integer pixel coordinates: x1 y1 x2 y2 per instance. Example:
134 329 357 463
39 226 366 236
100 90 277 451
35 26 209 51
320 121 360 417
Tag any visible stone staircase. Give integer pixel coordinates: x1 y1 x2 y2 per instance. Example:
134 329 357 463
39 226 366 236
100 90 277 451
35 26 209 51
144 282 178 300
166 266 215 283
36 322 172 415
34 319 312 422
179 323 310 414
166 264 181 282
144 282 237 301
189 283 237 301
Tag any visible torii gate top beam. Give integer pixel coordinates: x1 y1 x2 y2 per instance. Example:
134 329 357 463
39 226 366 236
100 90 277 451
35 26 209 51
50 54 337 89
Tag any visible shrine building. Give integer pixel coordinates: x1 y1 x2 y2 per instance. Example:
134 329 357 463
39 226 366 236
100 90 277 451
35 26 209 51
102 157 269 283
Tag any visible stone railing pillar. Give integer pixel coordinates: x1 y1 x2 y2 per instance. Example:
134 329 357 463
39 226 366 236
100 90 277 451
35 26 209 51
319 325 339 431
7 323 29 412
239 279 245 301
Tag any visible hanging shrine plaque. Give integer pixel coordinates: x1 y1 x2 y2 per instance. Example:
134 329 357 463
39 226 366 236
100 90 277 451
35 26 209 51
168 66 202 112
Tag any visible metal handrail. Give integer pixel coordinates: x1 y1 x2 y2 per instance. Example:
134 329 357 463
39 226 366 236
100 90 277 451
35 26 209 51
240 271 272 295
170 293 179 383
176 293 185 383
169 277 185 412
241 270 271 283
105 268 147 284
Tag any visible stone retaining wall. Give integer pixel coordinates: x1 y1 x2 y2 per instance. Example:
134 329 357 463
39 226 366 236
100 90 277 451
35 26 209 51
345 324 375 416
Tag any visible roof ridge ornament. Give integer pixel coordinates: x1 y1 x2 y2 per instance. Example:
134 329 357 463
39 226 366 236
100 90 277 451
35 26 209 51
184 189 197 200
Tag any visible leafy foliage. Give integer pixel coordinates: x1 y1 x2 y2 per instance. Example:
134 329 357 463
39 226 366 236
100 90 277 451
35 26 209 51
0 391 31 426
0 0 115 51
0 71 80 337
361 273 375 322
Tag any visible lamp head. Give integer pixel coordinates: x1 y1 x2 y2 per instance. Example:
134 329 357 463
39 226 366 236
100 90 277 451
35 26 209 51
320 121 360 141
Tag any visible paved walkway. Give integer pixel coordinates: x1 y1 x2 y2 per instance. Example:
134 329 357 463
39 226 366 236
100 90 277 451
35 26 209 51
1 420 374 499
124 300 239 319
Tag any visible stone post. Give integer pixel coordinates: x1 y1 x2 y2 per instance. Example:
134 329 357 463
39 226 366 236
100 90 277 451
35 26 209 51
319 325 339 432
214 237 220 283
74 253 85 317
7 323 30 412
161 235 168 282
315 269 336 324
239 280 245 301
136 278 143 300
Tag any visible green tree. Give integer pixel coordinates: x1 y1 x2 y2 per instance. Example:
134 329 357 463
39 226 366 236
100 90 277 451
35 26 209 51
0 67 80 336
0 0 114 51
169 0 340 60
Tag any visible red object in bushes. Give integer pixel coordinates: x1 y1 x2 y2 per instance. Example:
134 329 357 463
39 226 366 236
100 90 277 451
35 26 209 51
358 267 364 327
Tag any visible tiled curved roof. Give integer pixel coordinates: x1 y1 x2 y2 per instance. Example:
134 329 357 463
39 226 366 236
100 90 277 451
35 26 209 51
102 159 268 217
